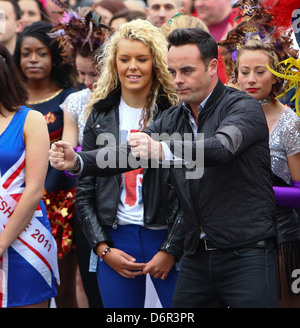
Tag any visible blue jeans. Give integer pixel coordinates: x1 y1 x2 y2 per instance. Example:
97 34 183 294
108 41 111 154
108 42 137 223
172 238 278 308
96 224 178 308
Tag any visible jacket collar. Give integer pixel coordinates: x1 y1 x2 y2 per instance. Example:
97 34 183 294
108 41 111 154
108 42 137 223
203 79 225 110
182 79 225 115
93 87 172 113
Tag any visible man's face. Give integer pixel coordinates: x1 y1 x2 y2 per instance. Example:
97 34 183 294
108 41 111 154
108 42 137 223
167 43 217 111
0 1 22 46
193 0 230 26
146 0 183 27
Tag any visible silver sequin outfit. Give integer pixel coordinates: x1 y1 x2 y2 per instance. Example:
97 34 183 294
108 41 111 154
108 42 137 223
60 88 91 146
269 108 300 186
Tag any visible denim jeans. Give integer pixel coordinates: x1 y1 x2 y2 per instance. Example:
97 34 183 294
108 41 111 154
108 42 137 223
172 238 278 308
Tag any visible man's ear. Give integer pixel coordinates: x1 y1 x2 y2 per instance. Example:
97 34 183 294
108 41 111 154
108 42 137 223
16 19 24 34
209 58 219 76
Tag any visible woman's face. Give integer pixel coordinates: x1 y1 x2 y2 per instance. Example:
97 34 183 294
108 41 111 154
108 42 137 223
116 39 153 96
18 0 42 27
75 54 100 91
236 49 276 101
20 36 52 81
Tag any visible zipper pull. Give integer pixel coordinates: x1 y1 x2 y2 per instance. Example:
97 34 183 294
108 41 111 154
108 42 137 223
112 220 118 229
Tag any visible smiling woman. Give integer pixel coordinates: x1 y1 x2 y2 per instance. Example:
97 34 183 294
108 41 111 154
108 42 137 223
73 19 183 308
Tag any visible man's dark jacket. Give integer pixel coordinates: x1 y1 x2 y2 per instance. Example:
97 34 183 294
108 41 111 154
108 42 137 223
144 80 276 254
75 88 184 261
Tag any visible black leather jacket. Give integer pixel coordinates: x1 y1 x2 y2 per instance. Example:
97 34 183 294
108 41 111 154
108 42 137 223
145 80 277 253
75 88 184 261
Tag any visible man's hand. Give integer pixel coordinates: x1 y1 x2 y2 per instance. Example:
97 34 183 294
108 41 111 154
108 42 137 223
49 141 77 171
128 132 164 160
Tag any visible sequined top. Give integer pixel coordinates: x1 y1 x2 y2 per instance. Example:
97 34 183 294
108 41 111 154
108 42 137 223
60 88 91 146
270 108 300 185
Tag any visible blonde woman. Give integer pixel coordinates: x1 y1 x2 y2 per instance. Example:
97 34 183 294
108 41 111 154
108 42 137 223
51 19 183 308
233 39 300 307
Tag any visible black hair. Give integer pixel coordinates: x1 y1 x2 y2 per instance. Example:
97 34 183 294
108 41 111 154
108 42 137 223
167 27 218 67
0 43 28 114
13 21 75 88
4 0 22 20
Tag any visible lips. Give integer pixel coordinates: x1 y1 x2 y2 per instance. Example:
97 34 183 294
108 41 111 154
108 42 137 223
127 75 141 81
26 67 42 72
247 88 259 93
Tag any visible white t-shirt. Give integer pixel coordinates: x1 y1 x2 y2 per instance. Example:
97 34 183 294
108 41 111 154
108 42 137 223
117 98 144 226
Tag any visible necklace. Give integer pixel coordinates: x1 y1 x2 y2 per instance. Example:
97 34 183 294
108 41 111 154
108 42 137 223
27 89 63 105
258 97 272 106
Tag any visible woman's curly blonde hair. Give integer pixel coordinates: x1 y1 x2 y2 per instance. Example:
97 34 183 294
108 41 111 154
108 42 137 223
85 19 179 128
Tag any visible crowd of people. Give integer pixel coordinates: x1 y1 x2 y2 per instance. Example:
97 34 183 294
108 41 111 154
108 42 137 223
0 0 300 309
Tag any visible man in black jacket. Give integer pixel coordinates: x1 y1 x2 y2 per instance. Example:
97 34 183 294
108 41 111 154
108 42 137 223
49 28 278 308
129 27 278 308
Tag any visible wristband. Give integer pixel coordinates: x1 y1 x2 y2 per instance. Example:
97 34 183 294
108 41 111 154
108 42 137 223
99 246 111 261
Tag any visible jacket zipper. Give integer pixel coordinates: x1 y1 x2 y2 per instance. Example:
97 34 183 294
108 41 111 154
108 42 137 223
112 175 121 229
165 217 181 250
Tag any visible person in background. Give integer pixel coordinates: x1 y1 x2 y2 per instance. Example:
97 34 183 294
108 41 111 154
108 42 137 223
109 8 146 32
160 12 208 38
145 0 184 27
92 0 126 25
0 42 59 308
218 2 300 306
0 0 23 54
49 19 184 308
17 0 48 27
50 6 110 308
13 21 78 308
123 0 146 12
192 0 242 83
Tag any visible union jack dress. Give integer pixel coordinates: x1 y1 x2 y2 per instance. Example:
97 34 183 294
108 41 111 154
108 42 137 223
0 106 59 307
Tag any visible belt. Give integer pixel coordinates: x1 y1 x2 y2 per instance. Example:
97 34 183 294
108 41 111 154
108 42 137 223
199 238 273 251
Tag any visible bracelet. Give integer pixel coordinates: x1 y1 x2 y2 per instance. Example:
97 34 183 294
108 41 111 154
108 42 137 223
69 154 80 172
99 246 111 261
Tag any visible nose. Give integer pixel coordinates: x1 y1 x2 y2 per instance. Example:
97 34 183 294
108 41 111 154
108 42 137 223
128 58 138 70
29 52 38 62
172 72 184 86
248 71 257 84
158 7 167 18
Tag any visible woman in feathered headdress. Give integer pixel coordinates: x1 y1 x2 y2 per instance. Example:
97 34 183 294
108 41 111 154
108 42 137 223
219 0 300 308
47 4 111 308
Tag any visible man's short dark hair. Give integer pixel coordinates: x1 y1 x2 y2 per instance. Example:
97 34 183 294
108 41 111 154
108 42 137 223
3 0 22 20
167 28 218 67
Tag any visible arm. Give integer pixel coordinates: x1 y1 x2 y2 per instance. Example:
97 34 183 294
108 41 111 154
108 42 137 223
130 97 268 167
62 110 79 148
0 110 49 257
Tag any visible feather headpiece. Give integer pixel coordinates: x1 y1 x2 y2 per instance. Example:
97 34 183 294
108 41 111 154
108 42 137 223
218 0 299 84
47 0 111 64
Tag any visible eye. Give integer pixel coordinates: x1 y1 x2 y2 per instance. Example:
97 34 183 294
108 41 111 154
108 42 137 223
165 5 174 10
184 69 192 75
21 52 30 57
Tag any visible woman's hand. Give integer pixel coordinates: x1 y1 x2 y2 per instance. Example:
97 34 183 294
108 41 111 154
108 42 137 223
143 251 175 280
97 244 146 279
